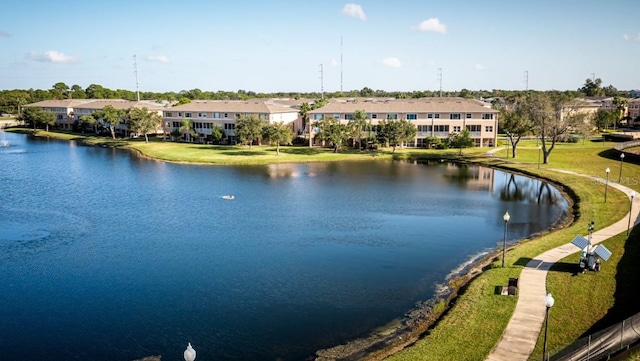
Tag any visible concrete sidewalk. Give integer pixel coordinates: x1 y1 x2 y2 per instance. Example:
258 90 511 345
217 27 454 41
485 170 639 361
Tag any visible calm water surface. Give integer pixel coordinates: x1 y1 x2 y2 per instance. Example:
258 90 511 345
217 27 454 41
0 132 567 361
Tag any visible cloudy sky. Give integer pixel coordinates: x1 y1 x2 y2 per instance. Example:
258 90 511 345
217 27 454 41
1 0 639 93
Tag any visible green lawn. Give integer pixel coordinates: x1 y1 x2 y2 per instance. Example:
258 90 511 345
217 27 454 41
9 129 640 360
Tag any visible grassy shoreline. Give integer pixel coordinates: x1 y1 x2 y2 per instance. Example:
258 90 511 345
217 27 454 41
8 128 639 360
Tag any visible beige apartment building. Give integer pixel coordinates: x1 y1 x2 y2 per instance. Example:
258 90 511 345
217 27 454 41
306 97 499 147
162 99 300 143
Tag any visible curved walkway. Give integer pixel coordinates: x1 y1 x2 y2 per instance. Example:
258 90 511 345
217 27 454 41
485 168 640 361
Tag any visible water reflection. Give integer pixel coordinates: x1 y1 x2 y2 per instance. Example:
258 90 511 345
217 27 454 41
0 132 568 361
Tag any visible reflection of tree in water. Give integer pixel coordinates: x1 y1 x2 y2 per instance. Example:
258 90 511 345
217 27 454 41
443 163 480 186
501 173 561 204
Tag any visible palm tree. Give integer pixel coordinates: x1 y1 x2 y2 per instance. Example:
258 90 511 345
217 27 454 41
348 109 368 151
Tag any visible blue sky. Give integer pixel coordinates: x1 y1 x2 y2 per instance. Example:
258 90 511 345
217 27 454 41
1 0 639 93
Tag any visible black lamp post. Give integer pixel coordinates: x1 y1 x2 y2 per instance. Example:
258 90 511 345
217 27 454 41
588 221 595 244
619 153 625 183
628 191 635 236
543 293 555 361
502 211 510 267
605 168 610 203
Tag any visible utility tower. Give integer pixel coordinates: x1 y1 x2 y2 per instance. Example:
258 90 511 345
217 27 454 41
133 54 140 102
319 64 324 99
437 68 443 97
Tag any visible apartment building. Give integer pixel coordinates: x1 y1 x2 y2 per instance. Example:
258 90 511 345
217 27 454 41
306 97 499 147
24 99 166 134
162 100 300 143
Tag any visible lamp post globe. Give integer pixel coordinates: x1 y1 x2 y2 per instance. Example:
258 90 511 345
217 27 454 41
543 293 555 361
502 211 510 268
184 342 196 361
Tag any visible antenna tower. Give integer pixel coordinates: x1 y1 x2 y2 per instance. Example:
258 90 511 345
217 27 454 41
319 64 324 99
133 54 140 102
525 70 529 91
437 68 443 97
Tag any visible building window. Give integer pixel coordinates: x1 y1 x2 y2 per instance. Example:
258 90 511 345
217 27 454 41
434 125 449 132
434 113 440 119
466 113 472 119
165 112 173 117
344 114 353 120
213 113 220 118
485 126 493 132
427 113 433 119
369 113 378 119
259 113 266 119
224 123 235 130
453 126 461 132
224 113 228 118
387 113 398 120
407 113 417 120
178 112 183 117
466 125 481 132
450 113 461 120
185 112 192 118
313 114 323 120
482 113 494 119
418 125 432 132
198 112 207 118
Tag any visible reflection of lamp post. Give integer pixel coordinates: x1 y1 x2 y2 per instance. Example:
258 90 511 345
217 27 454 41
502 211 510 267
628 191 635 236
619 153 625 183
543 293 555 361
605 168 610 203
538 146 542 169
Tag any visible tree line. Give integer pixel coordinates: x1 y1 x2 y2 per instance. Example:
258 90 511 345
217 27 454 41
1 78 632 115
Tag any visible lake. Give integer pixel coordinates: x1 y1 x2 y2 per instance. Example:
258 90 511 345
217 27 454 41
0 131 568 361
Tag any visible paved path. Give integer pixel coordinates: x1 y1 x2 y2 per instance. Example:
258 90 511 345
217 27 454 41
485 169 640 361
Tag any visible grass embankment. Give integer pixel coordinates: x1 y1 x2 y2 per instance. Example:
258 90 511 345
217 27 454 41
10 129 640 360
387 141 639 361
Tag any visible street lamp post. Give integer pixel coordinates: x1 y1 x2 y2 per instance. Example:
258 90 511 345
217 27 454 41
605 168 610 203
628 191 635 236
619 153 625 183
502 211 510 267
543 293 555 361
588 221 595 244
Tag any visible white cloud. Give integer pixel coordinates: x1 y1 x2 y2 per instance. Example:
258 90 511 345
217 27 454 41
623 33 630 40
382 57 401 68
414 18 447 34
0 30 10 37
147 55 170 63
330 59 339 67
27 50 80 63
342 3 367 21
474 64 487 70
623 33 640 42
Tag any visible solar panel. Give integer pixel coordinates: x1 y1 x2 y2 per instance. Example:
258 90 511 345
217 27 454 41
594 245 612 261
571 235 589 250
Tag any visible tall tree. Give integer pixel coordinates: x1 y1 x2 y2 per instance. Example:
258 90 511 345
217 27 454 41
520 92 585 164
499 97 534 158
127 107 162 143
92 105 124 139
38 109 57 132
348 109 368 150
263 121 293 155
578 78 603 97
235 114 265 148
299 102 311 135
19 107 43 129
178 118 195 142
